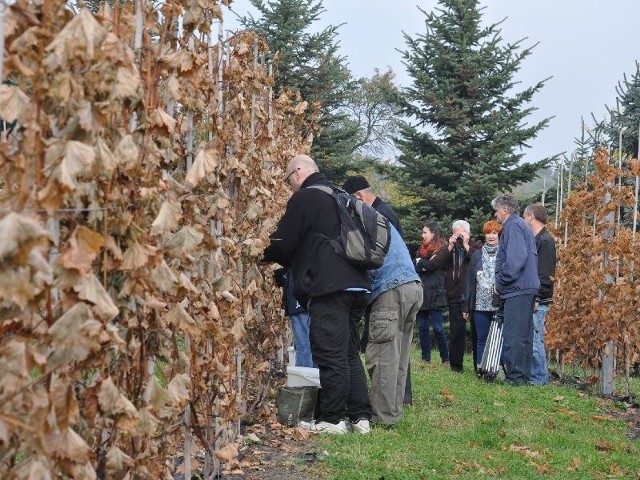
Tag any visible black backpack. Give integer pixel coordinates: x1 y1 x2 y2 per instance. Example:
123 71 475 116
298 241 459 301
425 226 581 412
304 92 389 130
309 185 391 270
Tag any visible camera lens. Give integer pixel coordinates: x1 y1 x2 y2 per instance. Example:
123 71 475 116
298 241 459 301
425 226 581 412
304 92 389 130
456 235 464 245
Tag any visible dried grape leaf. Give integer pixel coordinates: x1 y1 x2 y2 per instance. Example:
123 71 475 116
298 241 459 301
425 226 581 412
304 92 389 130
185 148 219 187
167 226 204 254
151 200 182 236
149 260 178 293
121 242 156 270
55 140 96 190
45 9 107 69
165 302 198 334
167 373 191 405
59 226 104 275
106 446 133 472
111 67 142 101
98 377 138 429
0 213 50 264
0 85 30 124
74 274 119 320
0 341 29 396
150 108 177 133
47 303 102 367
143 377 173 412
114 134 139 171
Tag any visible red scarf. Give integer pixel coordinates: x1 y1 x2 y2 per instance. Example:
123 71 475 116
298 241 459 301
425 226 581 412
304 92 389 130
418 238 444 259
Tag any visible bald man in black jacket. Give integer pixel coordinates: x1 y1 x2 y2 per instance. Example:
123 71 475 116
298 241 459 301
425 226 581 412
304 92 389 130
264 154 372 434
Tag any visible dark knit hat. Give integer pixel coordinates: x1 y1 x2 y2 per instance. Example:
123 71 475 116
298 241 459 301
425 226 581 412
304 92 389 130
343 175 370 194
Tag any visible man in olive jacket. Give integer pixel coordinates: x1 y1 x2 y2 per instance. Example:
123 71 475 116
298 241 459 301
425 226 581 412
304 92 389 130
263 154 372 434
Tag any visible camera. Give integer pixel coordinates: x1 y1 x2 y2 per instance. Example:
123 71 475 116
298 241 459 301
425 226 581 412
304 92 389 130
455 235 464 246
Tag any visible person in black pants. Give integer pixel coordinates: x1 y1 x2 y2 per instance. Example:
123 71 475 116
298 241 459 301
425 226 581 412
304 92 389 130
444 220 479 373
264 155 372 434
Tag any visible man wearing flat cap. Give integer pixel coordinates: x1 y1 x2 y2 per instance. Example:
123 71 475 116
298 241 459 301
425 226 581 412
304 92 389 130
343 175 414 407
343 176 404 238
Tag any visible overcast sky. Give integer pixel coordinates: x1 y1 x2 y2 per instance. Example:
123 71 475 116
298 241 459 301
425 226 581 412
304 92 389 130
225 1 640 164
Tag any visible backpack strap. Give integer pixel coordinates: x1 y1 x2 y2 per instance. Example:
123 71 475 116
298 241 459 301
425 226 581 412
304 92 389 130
307 184 337 195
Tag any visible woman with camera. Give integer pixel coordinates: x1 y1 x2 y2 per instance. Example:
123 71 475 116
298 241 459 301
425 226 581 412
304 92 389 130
462 220 502 373
415 221 450 364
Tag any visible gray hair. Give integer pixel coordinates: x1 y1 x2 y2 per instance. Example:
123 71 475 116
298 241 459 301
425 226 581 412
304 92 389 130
524 202 548 223
451 219 470 234
491 195 520 215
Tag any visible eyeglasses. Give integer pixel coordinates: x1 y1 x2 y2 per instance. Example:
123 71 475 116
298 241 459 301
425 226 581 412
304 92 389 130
284 168 300 185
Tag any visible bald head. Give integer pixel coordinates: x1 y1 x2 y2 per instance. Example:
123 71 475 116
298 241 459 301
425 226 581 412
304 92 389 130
285 154 319 192
289 154 318 173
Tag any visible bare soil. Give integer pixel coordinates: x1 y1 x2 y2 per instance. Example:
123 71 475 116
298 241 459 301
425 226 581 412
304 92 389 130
224 420 319 480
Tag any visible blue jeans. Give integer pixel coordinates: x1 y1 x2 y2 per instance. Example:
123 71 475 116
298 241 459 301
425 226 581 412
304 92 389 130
530 304 548 385
417 309 449 362
473 310 493 368
290 311 316 367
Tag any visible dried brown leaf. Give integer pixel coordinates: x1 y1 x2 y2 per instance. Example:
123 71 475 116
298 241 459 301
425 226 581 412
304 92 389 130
49 140 96 190
0 84 30 124
74 274 119 320
98 377 139 429
111 67 142 101
0 341 29 396
144 377 173 412
215 443 239 463
0 213 50 264
185 147 219 187
149 260 178 293
106 446 133 472
59 226 104 275
165 301 198 334
150 108 177 133
231 317 246 342
167 373 191 405
114 134 139 171
151 200 182 236
48 303 102 367
121 241 156 270
45 9 107 69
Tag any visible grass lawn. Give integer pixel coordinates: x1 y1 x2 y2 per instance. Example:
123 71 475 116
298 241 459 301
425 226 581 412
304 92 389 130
309 348 640 479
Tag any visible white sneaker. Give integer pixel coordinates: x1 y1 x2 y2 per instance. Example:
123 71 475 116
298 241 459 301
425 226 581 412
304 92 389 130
298 420 349 434
350 418 370 434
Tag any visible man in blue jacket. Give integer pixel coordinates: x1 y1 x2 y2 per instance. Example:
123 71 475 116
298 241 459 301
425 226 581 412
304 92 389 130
492 195 540 385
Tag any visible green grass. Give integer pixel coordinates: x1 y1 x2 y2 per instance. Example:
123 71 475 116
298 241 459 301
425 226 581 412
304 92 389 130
310 348 640 479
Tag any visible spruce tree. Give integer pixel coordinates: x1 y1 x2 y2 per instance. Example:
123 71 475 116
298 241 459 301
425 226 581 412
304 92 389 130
591 62 640 227
240 0 357 180
596 61 640 157
395 0 553 236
